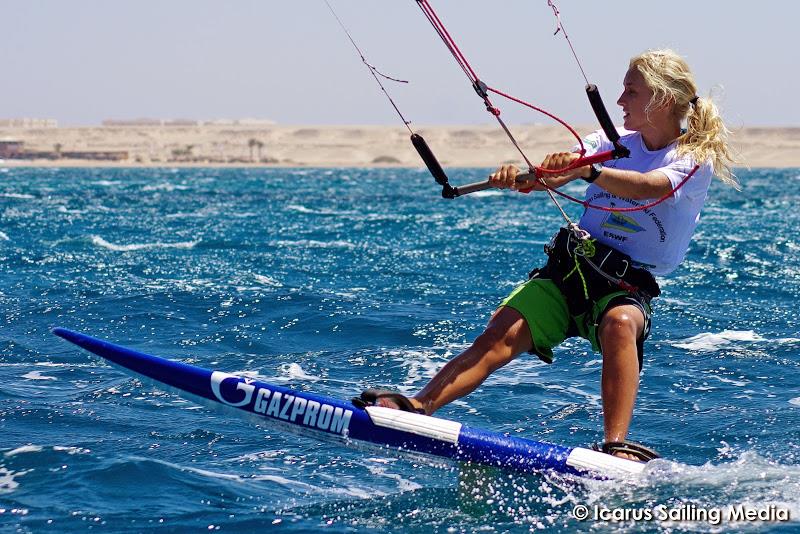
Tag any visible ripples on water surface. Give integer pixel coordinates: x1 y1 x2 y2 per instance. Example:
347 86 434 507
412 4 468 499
2 167 800 532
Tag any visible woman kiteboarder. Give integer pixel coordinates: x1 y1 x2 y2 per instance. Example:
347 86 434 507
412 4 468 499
357 49 738 461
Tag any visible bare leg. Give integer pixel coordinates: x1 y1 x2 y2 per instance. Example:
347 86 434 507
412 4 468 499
598 304 645 459
375 306 532 414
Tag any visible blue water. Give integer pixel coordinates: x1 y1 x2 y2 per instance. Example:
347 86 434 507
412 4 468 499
2 166 800 532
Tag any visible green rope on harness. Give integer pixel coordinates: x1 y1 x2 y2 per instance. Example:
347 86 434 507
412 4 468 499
561 239 597 301
576 239 596 258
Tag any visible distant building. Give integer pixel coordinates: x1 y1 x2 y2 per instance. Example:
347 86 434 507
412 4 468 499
102 118 165 127
207 118 276 126
0 118 58 128
61 150 129 161
102 118 276 127
0 139 24 158
102 118 201 127
232 118 276 126
0 142 128 161
163 119 199 127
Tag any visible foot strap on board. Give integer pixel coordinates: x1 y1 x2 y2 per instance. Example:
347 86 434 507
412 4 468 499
352 389 425 414
593 440 661 462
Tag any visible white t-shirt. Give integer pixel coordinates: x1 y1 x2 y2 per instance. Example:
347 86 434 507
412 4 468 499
575 129 713 276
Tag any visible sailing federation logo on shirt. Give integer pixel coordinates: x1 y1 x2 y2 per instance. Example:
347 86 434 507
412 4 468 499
209 371 352 435
601 212 646 234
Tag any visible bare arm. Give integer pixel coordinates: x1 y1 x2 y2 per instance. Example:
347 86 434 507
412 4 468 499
539 152 675 199
489 152 674 200
592 167 673 200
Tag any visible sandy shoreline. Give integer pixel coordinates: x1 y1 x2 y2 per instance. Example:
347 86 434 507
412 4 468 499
1 124 798 168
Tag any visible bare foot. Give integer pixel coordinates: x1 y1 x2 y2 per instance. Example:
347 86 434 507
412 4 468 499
613 451 642 462
375 396 425 413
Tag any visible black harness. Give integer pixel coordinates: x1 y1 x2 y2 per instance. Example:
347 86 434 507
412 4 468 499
536 226 660 316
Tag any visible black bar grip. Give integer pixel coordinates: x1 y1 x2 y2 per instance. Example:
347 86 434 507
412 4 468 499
586 84 630 159
452 173 538 197
452 180 492 197
410 133 457 198
411 132 541 199
411 133 448 187
585 84 618 143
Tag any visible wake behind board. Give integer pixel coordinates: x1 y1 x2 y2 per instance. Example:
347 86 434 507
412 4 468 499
53 328 645 477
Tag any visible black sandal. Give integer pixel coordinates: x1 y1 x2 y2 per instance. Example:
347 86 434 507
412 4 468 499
592 440 661 462
352 389 425 414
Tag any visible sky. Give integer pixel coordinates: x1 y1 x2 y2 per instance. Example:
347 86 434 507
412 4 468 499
2 0 797 127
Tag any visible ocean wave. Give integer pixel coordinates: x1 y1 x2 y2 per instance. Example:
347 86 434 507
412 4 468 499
225 450 287 463
484 358 543 386
469 190 503 198
34 362 96 368
89 235 200 252
273 239 357 250
142 457 320 492
0 231 9 241
253 274 282 287
21 370 57 381
165 207 219 219
0 192 35 199
286 204 318 214
285 204 355 216
365 462 423 492
278 362 320 382
141 183 190 192
56 206 85 215
672 330 800 352
4 445 44 458
227 363 322 386
644 451 800 500
0 467 29 495
52 446 92 455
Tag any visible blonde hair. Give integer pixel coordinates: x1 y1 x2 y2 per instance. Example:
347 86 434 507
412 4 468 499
630 49 739 188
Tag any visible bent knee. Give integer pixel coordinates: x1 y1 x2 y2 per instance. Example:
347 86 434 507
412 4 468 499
599 306 643 342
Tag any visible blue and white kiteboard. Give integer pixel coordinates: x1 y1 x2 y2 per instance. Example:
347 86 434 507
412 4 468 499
53 328 645 477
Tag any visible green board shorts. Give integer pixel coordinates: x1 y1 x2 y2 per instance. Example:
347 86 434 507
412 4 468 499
499 274 653 369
